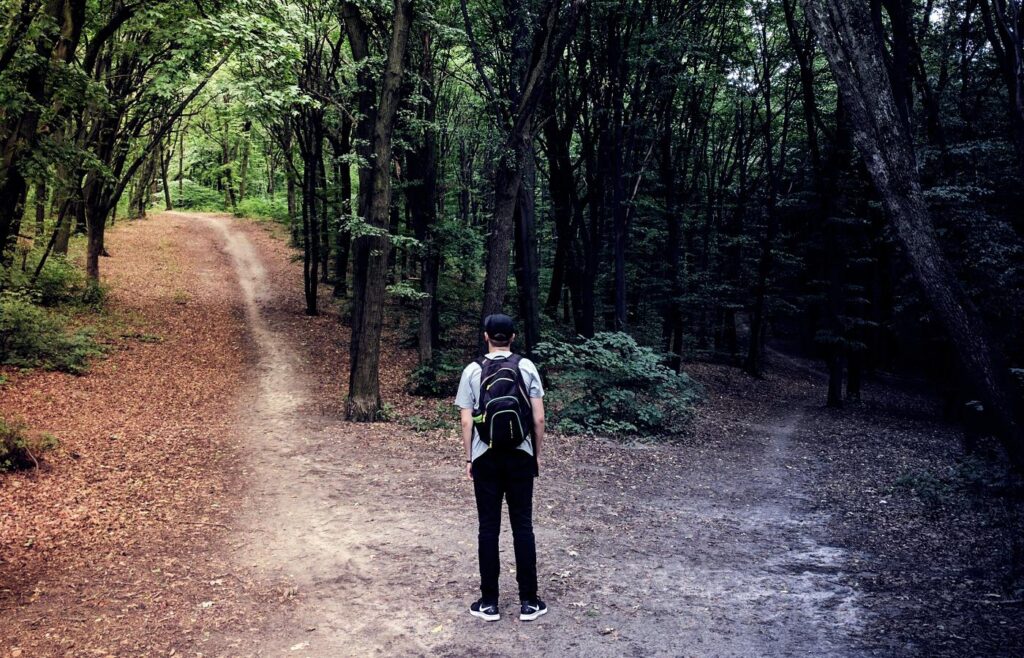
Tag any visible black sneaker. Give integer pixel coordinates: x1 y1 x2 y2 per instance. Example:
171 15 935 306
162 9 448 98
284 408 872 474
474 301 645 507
470 599 500 622
519 598 548 621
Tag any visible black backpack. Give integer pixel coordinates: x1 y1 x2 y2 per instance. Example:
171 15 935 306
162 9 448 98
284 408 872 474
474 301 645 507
472 354 533 450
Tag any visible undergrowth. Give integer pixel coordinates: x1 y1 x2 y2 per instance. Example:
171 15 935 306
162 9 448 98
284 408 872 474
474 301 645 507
0 416 60 471
535 332 701 438
0 251 106 373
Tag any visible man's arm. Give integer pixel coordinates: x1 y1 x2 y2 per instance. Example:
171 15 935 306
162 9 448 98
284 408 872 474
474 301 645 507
461 407 474 479
530 397 545 462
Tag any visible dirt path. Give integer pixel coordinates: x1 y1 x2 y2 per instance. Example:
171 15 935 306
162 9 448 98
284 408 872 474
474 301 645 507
180 212 867 656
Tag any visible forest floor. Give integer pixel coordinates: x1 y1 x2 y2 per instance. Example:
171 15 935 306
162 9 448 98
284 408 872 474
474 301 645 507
1 211 1021 657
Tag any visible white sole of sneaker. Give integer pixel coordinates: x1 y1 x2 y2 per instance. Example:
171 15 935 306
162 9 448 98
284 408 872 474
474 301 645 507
519 607 548 621
471 610 500 622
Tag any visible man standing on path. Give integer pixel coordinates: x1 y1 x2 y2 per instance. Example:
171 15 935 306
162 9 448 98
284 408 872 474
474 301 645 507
455 313 548 622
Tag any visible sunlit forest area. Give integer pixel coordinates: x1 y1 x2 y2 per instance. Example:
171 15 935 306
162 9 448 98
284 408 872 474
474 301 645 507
2 0 1024 655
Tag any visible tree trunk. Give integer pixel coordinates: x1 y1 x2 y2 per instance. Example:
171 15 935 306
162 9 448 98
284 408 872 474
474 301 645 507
345 0 414 421
481 139 527 327
297 112 322 316
0 0 86 259
542 92 578 320
514 150 541 353
159 139 173 210
467 0 583 344
318 154 330 283
806 0 1024 463
332 118 353 298
405 36 440 363
34 179 47 237
238 119 252 202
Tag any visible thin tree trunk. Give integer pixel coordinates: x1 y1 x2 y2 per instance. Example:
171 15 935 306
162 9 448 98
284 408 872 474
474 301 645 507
159 139 173 210
34 179 47 237
514 150 541 353
238 119 252 202
332 118 353 298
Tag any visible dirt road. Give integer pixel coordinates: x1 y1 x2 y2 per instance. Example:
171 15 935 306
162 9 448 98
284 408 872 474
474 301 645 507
187 211 865 657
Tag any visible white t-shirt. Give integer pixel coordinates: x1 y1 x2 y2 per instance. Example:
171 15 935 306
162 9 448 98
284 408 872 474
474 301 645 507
454 351 544 462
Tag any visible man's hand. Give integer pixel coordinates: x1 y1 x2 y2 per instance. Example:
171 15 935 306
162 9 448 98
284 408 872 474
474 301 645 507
466 461 473 480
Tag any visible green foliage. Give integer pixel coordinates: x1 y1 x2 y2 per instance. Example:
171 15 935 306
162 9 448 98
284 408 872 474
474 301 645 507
0 255 86 307
237 195 290 223
31 256 87 306
377 402 396 422
409 349 467 398
386 281 429 302
0 291 103 374
400 413 450 434
0 417 35 472
0 417 59 472
892 456 1004 509
172 181 226 211
534 332 700 438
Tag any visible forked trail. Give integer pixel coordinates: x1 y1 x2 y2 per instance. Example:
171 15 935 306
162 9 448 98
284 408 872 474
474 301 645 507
193 211 865 656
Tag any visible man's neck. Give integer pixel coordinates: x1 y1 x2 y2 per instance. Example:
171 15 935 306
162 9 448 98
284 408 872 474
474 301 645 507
487 346 511 354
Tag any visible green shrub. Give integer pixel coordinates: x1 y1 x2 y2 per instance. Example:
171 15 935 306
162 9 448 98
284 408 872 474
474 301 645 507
409 349 468 398
29 256 87 306
172 180 226 211
0 291 103 373
237 195 290 223
534 332 700 438
0 254 88 307
401 413 450 433
0 417 58 471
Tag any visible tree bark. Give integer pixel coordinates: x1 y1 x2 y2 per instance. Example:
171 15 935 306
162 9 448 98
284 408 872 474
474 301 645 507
345 0 414 421
0 0 86 259
34 179 47 237
467 0 583 344
405 32 440 363
330 117 353 298
159 139 173 210
806 0 1024 463
514 150 541 354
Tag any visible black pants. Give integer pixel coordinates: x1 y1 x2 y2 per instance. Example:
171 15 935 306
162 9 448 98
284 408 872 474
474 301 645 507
472 449 537 604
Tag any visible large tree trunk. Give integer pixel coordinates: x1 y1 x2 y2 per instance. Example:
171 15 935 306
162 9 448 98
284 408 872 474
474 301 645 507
542 92 576 321
659 107 684 371
345 0 414 421
481 140 527 326
806 0 1024 463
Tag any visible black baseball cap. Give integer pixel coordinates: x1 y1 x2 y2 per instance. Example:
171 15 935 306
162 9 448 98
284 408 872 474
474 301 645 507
483 313 516 341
